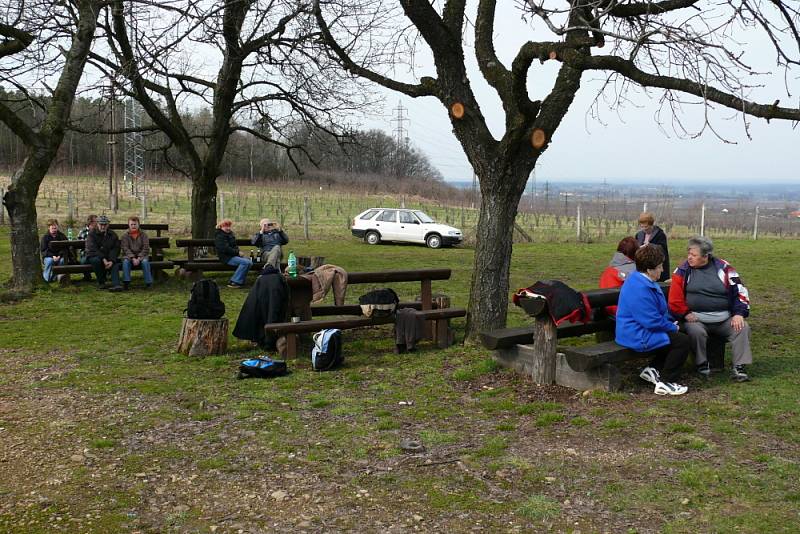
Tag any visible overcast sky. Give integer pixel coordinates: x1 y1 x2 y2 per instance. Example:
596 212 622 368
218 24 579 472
362 3 799 185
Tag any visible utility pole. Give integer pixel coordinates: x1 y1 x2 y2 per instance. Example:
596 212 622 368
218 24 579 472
107 84 118 212
471 171 478 209
544 181 550 212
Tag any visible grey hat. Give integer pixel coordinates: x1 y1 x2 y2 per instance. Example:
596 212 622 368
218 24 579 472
97 215 110 224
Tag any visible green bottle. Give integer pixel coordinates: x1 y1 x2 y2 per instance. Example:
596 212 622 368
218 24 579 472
287 250 298 278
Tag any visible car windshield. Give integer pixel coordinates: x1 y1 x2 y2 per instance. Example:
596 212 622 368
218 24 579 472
413 211 434 223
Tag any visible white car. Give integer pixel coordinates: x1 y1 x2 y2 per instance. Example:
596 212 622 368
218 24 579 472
351 208 463 248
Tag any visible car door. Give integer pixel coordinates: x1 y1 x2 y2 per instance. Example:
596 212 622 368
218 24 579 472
374 209 401 241
398 210 425 243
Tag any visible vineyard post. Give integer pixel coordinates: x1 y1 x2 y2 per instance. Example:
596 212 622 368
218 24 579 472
576 204 582 241
303 196 310 240
700 203 706 237
752 206 759 240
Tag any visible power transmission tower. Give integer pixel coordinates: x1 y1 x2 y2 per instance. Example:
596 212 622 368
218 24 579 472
391 101 409 146
390 101 409 177
124 97 145 199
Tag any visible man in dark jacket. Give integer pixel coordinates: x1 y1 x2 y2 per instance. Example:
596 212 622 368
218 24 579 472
85 215 122 291
214 219 252 288
251 218 289 270
40 218 67 282
635 212 670 281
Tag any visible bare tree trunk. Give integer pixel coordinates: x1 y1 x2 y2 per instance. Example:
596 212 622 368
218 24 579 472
191 177 218 239
466 167 528 337
4 156 53 291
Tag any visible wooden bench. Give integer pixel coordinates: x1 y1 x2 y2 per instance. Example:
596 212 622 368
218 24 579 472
265 307 466 358
480 285 670 391
265 268 465 358
108 223 169 236
481 283 726 391
50 237 173 284
173 238 324 280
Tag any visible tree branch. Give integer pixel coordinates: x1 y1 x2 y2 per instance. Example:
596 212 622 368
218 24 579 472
313 0 436 97
582 54 800 121
0 23 34 59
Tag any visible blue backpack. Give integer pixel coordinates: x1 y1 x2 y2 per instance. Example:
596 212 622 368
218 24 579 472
237 357 287 379
311 329 343 371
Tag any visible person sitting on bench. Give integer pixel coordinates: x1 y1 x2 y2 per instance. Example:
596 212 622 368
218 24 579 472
40 218 67 282
616 244 690 396
120 215 153 290
78 214 98 281
251 218 288 270
669 235 753 382
598 236 638 317
85 215 123 291
215 219 252 288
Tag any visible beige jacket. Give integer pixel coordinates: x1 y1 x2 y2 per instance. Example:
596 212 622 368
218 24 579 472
306 264 347 305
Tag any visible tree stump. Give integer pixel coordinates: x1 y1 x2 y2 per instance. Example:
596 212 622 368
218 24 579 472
177 318 229 356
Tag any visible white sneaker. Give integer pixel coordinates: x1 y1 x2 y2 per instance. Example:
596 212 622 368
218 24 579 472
654 381 688 396
639 366 661 385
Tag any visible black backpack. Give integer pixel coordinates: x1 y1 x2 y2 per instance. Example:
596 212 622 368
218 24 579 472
358 288 399 318
186 279 226 319
311 329 343 371
237 357 288 379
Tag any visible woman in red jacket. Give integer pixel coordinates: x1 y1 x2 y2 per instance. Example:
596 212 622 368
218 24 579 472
599 236 638 316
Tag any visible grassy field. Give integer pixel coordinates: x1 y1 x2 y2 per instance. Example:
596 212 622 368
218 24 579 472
0 179 799 532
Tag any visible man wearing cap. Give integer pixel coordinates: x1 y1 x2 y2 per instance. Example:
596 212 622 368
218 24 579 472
85 215 123 291
251 218 289 270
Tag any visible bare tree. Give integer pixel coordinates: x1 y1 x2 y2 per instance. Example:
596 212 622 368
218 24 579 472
93 0 370 238
1 0 104 292
315 0 800 337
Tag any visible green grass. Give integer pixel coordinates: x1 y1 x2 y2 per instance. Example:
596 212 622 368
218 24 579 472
1 178 799 531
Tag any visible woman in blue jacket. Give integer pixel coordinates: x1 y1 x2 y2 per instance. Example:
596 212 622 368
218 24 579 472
616 245 690 395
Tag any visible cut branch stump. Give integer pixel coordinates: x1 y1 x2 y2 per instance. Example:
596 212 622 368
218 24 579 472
178 318 229 356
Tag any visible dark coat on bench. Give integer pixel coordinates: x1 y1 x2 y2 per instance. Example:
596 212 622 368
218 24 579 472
233 272 289 350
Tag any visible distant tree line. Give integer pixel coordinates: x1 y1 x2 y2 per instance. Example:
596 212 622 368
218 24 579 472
0 86 446 189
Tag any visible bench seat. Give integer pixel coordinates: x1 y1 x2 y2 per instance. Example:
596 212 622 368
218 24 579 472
265 307 466 358
558 340 648 372
479 319 616 350
52 260 174 275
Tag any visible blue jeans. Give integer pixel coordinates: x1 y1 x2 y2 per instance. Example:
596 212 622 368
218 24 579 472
87 256 121 286
122 257 153 285
42 256 65 282
227 256 252 285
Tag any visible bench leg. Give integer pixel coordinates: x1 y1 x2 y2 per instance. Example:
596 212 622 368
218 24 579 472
154 269 169 282
286 333 298 359
435 319 451 349
57 274 71 287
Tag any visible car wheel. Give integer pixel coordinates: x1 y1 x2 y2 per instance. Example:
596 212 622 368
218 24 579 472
365 231 381 245
426 234 442 249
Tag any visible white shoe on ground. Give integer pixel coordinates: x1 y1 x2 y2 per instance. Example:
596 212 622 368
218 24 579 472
654 381 688 396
